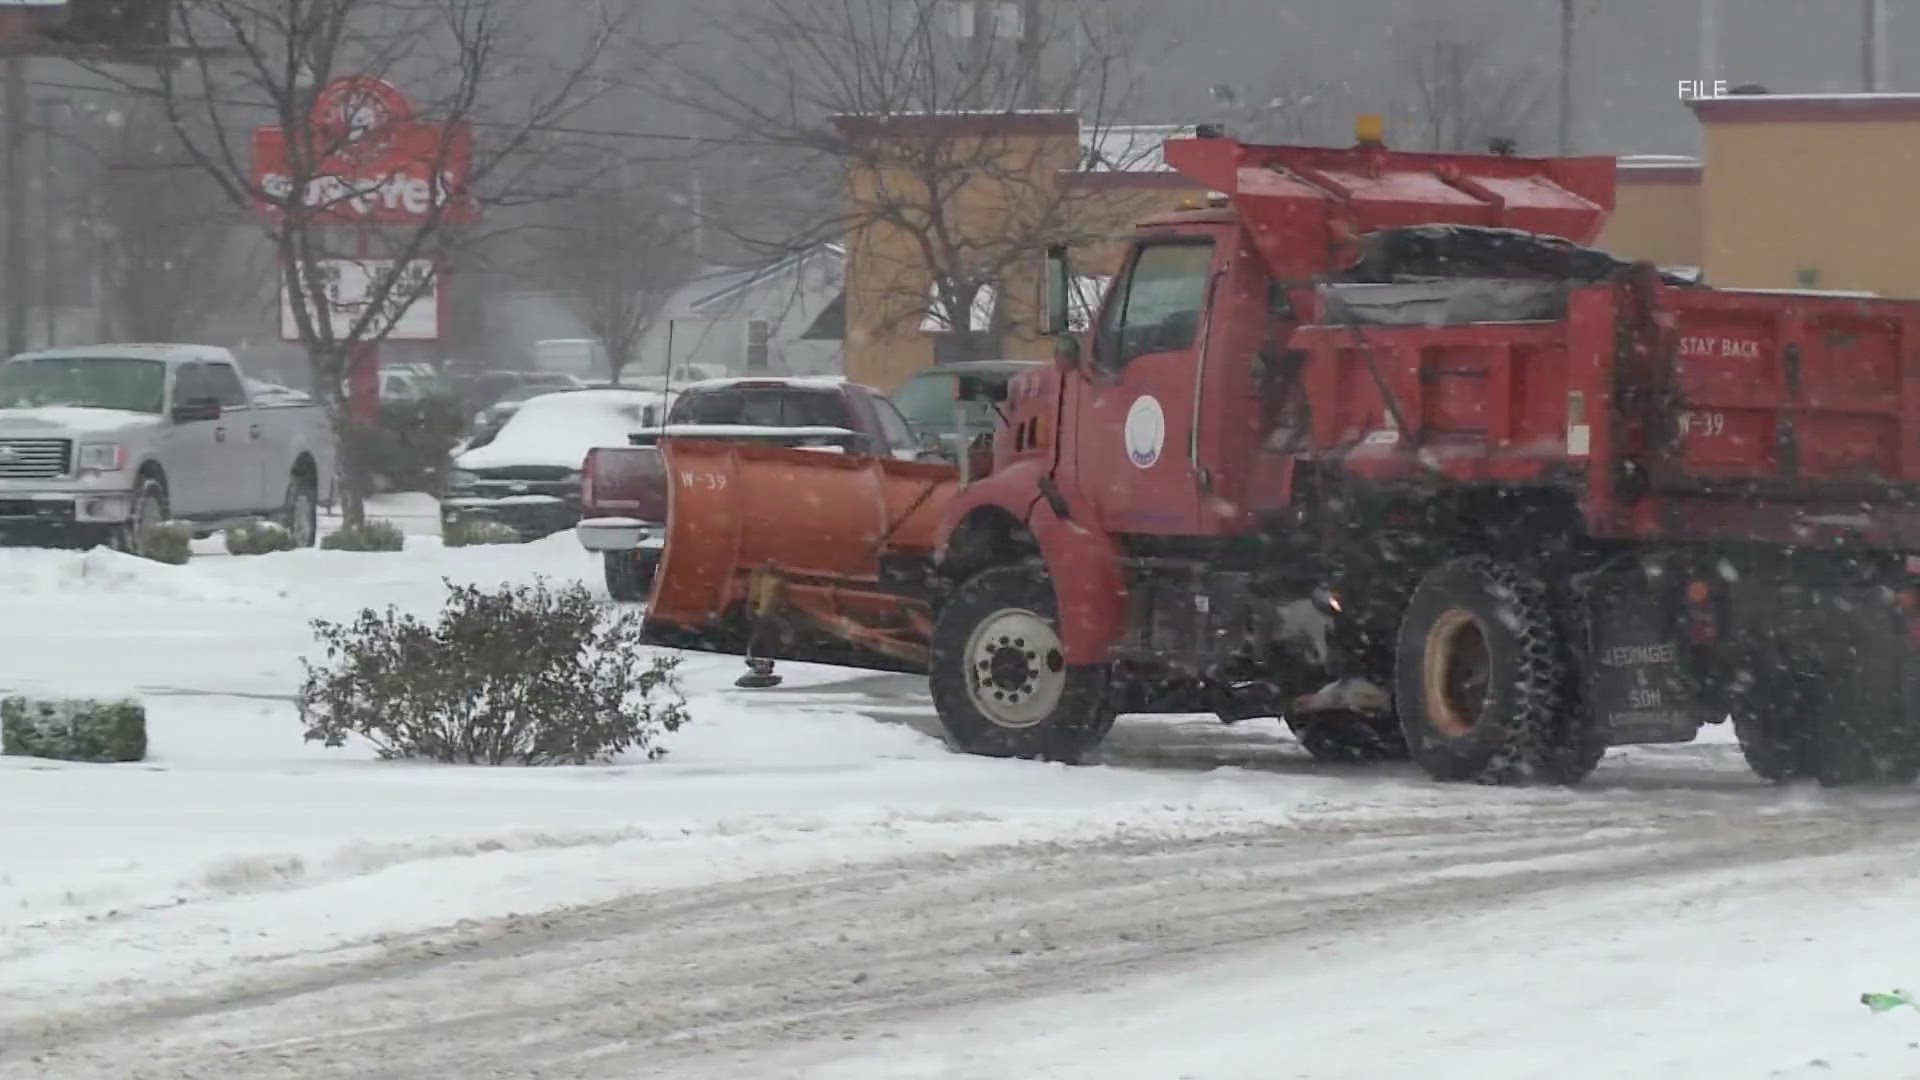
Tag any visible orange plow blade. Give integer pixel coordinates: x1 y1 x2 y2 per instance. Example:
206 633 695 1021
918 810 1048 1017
639 439 959 673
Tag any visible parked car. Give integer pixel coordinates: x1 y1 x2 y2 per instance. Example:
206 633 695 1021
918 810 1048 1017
444 387 668 540
466 374 589 442
0 344 337 553
577 376 928 601
888 360 1043 458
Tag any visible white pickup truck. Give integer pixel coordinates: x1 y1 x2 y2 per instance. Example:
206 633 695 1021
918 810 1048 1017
0 344 337 553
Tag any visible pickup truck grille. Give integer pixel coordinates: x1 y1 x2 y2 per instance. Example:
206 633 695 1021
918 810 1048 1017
0 439 71 479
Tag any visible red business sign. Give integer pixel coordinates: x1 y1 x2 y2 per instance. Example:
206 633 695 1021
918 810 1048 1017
251 77 477 225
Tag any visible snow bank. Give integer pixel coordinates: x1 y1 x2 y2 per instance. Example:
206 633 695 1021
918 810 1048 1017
0 546 267 603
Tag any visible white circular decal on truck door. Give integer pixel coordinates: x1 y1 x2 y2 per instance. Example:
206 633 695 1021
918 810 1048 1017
1124 394 1166 469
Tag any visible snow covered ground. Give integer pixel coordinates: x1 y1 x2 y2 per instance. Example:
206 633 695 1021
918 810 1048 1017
2 510 1919 1079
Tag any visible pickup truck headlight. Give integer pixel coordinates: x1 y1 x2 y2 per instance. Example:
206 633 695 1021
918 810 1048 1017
449 470 479 489
76 443 126 473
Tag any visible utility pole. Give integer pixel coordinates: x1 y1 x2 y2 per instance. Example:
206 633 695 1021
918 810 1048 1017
1864 0 1888 91
1019 0 1044 109
1699 0 1719 86
1557 0 1574 154
4 54 27 356
39 97 52 347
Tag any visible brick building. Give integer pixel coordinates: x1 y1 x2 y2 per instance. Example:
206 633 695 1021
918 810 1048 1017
841 98 1920 391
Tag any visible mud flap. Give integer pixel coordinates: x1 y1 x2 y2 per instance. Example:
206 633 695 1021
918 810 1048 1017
1583 575 1711 745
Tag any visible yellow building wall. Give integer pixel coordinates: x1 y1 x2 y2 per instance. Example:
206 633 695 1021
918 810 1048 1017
840 117 1200 392
1701 118 1920 296
1598 179 1702 269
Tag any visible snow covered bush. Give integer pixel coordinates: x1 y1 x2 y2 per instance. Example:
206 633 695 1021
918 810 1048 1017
321 519 406 552
442 514 522 548
135 521 192 564
297 578 686 765
2 696 147 762
225 520 295 556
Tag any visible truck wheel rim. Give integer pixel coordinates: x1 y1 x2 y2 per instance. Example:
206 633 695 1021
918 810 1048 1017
1423 609 1491 738
289 488 315 546
964 607 1067 729
130 489 161 554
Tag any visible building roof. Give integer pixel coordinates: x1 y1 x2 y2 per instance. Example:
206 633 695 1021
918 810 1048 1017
1617 154 1701 184
831 111 1078 140
1079 124 1197 172
687 243 844 315
1691 93 1920 123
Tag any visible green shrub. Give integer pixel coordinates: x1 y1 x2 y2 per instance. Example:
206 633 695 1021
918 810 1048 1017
321 519 406 553
135 520 193 565
2 696 147 763
443 514 523 548
359 397 469 493
225 520 296 556
298 578 687 765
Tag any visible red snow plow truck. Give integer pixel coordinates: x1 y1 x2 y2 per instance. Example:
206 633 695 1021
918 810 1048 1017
643 123 1920 787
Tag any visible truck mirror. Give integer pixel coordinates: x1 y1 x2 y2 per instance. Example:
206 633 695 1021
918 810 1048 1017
1043 243 1072 337
1054 334 1082 370
170 397 222 423
955 374 1010 405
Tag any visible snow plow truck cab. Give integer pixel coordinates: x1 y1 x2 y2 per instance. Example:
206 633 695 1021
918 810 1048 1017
644 121 1920 788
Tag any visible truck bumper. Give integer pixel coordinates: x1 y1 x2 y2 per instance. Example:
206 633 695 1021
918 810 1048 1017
441 495 580 541
0 491 135 543
576 516 665 553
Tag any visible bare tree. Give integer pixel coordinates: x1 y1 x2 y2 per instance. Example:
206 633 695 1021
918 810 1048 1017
1205 75 1364 147
118 0 634 525
653 0 1159 366
1398 29 1550 154
547 187 697 383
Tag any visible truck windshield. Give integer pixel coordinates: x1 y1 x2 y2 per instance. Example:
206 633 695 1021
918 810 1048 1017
0 357 168 413
891 372 994 439
669 386 850 428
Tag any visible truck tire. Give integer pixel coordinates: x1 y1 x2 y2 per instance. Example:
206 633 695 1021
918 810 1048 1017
280 475 319 548
1289 712 1409 763
1394 557 1604 785
604 551 654 602
113 477 168 557
1731 662 1818 782
1730 603 1919 787
929 563 1114 763
1806 608 1920 786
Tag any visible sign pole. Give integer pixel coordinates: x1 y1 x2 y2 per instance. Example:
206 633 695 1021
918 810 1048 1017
348 223 379 425
4 54 27 355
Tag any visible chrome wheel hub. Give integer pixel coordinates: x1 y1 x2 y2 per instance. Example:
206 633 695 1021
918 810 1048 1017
963 607 1067 729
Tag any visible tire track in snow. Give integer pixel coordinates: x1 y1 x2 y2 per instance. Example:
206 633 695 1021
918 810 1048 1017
8 797 1918 1080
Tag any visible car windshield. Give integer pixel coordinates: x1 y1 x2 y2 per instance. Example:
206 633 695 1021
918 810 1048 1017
668 386 850 428
892 370 1004 438
0 356 168 413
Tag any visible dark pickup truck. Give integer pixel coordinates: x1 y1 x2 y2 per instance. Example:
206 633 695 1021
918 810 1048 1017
577 376 930 600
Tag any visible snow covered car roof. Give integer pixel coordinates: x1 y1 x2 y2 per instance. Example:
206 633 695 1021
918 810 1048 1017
455 388 668 471
9 343 239 367
671 375 854 394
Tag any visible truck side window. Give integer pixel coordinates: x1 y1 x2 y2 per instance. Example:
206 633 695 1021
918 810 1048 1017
204 363 250 409
174 362 212 406
1096 241 1215 369
871 394 921 453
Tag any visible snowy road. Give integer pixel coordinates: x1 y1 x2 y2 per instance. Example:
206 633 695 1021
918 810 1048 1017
3 521 1920 1077
9 790 1920 1079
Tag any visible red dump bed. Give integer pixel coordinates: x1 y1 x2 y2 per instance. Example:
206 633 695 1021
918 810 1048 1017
1279 279 1920 549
